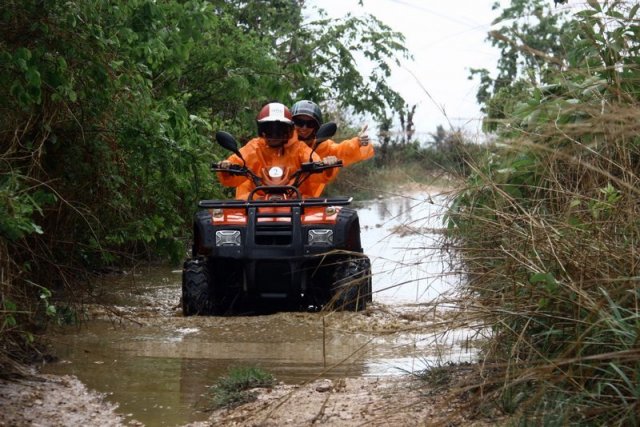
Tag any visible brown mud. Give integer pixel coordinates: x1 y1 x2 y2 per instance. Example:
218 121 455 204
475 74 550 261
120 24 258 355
0 187 504 426
0 302 498 427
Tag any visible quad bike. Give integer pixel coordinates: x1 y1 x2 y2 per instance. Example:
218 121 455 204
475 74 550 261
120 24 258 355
182 123 372 315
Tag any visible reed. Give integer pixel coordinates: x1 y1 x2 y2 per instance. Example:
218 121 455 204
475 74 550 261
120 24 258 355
444 102 640 424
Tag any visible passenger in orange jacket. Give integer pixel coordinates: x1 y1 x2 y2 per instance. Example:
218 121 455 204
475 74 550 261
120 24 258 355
217 102 338 199
291 100 374 197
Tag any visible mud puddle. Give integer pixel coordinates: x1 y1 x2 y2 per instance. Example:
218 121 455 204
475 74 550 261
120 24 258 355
42 191 474 426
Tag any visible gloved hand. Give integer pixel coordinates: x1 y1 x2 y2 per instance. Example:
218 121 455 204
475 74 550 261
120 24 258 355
218 160 231 169
322 155 338 166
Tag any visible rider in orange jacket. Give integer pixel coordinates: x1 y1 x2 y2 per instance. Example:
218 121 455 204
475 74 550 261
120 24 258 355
291 100 374 197
217 102 338 199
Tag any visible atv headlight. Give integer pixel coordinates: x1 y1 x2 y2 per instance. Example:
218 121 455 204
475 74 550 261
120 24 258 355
308 229 333 245
216 230 241 246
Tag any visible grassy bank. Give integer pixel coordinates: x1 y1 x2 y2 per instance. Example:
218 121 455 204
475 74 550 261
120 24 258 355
442 4 640 421
325 157 457 201
447 110 640 424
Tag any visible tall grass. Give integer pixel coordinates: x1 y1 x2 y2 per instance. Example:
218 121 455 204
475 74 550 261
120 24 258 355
445 106 640 424
441 1 640 422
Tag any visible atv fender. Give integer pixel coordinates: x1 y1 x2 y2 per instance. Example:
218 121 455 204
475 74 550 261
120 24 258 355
193 210 215 256
333 208 362 252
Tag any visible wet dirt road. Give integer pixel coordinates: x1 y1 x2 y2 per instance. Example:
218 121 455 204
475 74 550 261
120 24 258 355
42 191 474 426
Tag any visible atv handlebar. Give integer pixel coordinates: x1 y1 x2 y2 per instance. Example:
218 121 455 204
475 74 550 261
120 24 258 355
212 159 343 191
212 162 264 186
289 160 343 190
299 160 343 173
211 163 243 174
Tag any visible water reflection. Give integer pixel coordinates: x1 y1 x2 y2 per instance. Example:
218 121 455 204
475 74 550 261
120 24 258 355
44 315 373 426
359 192 456 304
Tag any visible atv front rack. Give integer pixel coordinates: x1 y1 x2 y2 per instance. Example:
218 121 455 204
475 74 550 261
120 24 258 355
195 195 358 259
198 196 353 210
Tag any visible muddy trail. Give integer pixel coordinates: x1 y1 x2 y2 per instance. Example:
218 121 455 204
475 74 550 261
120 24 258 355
9 190 482 426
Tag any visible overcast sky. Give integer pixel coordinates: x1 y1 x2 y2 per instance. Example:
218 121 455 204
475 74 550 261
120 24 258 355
307 0 502 141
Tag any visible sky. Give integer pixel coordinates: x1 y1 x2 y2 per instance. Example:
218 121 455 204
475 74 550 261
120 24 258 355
306 0 502 141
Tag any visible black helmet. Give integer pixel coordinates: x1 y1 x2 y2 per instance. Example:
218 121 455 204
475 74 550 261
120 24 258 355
291 100 323 129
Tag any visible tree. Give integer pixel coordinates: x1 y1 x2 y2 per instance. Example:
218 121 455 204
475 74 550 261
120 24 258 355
181 1 411 133
398 104 416 145
469 0 573 131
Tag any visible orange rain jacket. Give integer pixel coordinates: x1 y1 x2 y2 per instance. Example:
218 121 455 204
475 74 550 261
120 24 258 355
217 133 337 199
305 136 375 196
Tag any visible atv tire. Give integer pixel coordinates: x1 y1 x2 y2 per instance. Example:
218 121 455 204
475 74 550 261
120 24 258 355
331 256 371 311
182 259 213 316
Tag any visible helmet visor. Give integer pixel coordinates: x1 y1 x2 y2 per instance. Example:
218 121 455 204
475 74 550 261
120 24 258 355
259 122 292 145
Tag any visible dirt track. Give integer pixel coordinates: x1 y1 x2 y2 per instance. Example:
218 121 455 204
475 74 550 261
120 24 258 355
0 371 128 427
0 360 498 427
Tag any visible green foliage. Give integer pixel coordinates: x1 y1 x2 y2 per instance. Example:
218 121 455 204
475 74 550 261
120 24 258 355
0 176 54 241
470 0 573 131
293 11 409 118
206 366 275 410
180 1 410 132
1 299 18 331
449 1 640 425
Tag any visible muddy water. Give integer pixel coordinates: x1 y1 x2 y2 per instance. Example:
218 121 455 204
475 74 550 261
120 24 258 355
357 191 457 304
43 191 473 426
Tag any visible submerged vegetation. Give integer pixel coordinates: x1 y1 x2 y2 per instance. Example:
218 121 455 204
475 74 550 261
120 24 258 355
447 1 640 424
205 366 276 410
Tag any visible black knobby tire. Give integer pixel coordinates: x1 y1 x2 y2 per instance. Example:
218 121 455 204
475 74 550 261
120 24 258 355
331 256 372 311
363 256 373 303
182 259 212 316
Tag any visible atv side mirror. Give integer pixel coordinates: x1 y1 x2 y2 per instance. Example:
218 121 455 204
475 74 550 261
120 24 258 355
216 131 244 161
315 122 337 144
308 122 338 162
